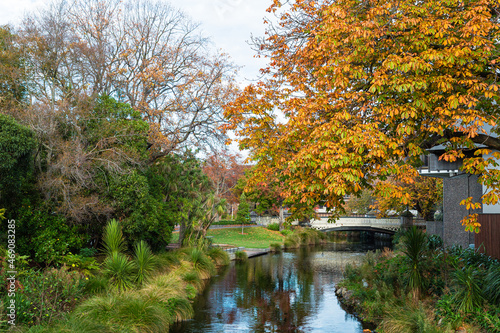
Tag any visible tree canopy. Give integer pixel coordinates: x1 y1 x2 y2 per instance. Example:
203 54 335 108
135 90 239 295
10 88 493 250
0 0 238 263
225 0 500 231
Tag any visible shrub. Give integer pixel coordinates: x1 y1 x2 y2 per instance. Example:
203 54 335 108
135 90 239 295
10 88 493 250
79 248 98 257
156 251 182 270
427 234 443 250
181 270 203 291
133 240 157 285
484 263 500 305
212 220 254 226
270 243 282 253
448 246 497 269
102 252 136 292
207 247 230 266
73 291 172 332
83 274 110 295
16 202 85 265
379 302 444 333
284 234 300 249
234 250 248 262
299 230 313 244
267 223 280 231
451 265 485 313
57 253 100 277
182 248 216 279
280 229 293 236
8 267 86 327
343 263 362 284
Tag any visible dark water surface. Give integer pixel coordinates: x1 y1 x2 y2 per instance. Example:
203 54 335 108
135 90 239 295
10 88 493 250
170 238 390 333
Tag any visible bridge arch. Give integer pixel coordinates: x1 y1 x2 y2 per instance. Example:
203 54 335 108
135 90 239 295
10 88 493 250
315 226 397 235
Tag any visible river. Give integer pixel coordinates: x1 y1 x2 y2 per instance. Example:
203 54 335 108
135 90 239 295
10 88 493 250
170 235 391 333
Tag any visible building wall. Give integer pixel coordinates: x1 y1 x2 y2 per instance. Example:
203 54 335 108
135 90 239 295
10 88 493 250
443 174 481 248
476 214 500 259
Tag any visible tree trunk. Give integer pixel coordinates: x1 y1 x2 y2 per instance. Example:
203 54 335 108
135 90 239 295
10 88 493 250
278 206 284 231
178 222 186 247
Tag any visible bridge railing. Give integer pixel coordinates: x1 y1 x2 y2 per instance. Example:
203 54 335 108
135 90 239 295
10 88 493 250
309 217 426 230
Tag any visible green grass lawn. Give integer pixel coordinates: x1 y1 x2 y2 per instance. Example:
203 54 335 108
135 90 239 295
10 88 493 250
170 226 285 249
207 227 284 248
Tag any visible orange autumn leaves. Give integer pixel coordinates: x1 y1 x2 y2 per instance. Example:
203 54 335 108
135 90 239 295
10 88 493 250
224 0 500 230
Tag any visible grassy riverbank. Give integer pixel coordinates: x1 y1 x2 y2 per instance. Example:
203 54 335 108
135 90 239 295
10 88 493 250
336 228 500 332
206 226 285 248
173 226 327 249
1 221 230 333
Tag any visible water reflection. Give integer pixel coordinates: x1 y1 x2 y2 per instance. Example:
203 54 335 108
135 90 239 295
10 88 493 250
170 236 391 333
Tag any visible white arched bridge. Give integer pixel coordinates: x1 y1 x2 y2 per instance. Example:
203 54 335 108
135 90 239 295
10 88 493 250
308 217 426 235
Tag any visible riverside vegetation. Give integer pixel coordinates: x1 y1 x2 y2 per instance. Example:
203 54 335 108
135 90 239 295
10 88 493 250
336 227 500 332
0 220 230 332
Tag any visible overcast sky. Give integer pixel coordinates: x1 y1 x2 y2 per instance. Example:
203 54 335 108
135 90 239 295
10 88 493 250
0 0 271 86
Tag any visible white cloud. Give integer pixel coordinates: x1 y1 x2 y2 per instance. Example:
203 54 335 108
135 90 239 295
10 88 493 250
168 0 271 85
0 0 47 26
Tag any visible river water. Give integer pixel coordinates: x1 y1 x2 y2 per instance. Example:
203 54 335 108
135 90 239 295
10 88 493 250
170 237 391 333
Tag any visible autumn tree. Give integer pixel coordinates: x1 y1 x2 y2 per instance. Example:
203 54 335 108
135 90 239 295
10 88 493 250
20 0 238 156
202 150 248 218
373 176 443 220
225 0 500 231
2 0 237 239
0 26 26 109
0 1 238 260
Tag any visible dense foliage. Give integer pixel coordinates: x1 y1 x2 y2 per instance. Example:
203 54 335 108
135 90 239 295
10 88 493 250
0 0 239 262
225 0 500 230
0 220 230 331
338 228 500 332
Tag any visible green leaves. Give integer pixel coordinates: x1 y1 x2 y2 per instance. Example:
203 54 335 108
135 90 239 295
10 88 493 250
402 227 429 297
133 240 157 285
102 219 126 257
102 252 136 292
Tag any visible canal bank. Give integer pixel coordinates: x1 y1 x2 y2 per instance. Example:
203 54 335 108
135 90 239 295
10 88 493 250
332 228 500 333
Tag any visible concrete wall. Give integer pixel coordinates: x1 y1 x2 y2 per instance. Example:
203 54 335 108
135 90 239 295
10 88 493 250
426 220 443 239
443 174 481 248
254 216 280 226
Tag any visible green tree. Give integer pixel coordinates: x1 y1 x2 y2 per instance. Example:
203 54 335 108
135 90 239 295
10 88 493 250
0 113 36 213
236 193 251 225
345 189 375 216
150 151 213 247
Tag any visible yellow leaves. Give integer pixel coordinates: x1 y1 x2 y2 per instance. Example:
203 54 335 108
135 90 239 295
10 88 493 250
448 95 459 109
436 79 453 93
460 197 482 210
225 0 500 225
461 214 481 233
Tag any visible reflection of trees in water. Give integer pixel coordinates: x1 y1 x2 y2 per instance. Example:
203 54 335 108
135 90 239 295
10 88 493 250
171 236 393 333
232 248 324 332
